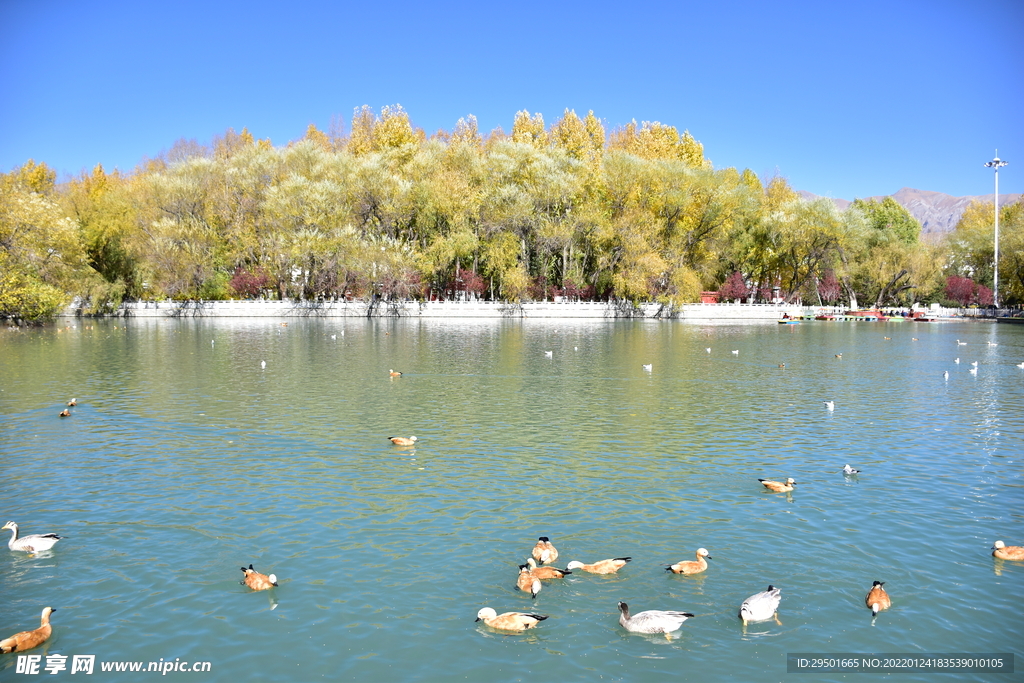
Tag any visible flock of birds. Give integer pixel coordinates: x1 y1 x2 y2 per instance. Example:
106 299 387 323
471 525 953 637
13 334 1023 651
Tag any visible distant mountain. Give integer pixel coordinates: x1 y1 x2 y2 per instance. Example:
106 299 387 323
798 188 1022 241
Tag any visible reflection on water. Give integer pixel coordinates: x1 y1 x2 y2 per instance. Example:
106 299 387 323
1 318 1022 682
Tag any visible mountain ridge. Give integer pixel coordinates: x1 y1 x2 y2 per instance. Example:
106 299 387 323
798 187 1022 240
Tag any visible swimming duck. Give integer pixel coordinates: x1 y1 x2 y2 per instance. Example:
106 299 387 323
0 607 55 653
525 557 571 579
475 607 548 631
531 537 558 564
835 353 842 359
842 464 860 475
617 601 694 634
865 580 891 615
3 522 62 553
739 585 782 624
240 564 278 591
388 436 418 446
59 409 70 418
992 541 1024 561
759 478 796 493
666 548 711 575
566 557 632 574
777 363 786 368
957 340 967 346
516 565 542 598
67 398 77 406
389 369 402 377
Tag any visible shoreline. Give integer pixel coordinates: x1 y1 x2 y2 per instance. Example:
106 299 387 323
58 299 991 322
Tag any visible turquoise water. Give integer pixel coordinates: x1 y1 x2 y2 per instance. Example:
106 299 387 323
1 317 1022 682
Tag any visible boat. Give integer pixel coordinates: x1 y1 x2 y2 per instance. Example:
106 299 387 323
846 309 888 321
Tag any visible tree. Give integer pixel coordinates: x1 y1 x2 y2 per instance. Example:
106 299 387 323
720 271 749 301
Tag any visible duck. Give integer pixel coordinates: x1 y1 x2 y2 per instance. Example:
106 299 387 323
389 369 402 377
617 601 694 634
823 400 835 411
992 541 1024 561
739 585 782 624
988 341 998 346
388 436 418 446
3 522 62 553
531 536 558 564
475 607 548 631
759 477 797 493
240 564 278 591
516 565 542 598
59 409 70 418
883 336 891 340
525 557 571 579
835 353 842 359
666 548 711 575
842 464 860 475
957 340 967 346
566 557 632 574
865 580 891 615
0 607 55 653
66 398 77 406
642 363 652 372
778 363 786 368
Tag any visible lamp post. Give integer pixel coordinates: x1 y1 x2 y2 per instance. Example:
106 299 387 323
984 153 1008 309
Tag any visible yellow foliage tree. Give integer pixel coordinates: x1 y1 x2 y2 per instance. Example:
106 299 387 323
511 110 547 146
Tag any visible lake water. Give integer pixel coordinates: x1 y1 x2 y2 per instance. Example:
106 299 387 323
1 317 1022 682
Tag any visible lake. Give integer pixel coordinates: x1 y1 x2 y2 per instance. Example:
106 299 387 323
1 317 1021 681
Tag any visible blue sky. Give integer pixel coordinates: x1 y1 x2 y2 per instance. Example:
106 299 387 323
1 0 1021 200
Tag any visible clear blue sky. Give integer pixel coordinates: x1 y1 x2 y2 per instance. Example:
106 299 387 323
2 0 1021 200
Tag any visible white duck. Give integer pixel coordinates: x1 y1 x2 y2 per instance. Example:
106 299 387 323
739 585 782 624
617 601 694 634
3 522 63 553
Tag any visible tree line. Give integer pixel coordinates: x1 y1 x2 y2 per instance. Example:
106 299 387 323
2 105 1021 320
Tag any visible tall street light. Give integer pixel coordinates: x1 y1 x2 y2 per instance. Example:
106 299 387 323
984 153 1008 309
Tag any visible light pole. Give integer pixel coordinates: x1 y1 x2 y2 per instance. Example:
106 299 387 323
984 153 1008 309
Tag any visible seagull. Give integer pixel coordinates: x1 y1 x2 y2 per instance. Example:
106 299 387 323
731 350 739 355
943 371 949 380
706 348 711 353
642 364 652 372
544 351 553 358
988 342 998 347
971 361 979 367
824 400 835 411
954 358 960 364
970 367 978 375
574 346 578 351
1016 363 1024 369
842 464 860 475
957 340 967 346
261 360 266 370
331 334 336 340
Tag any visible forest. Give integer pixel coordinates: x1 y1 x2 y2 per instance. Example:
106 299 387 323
2 105 1022 320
